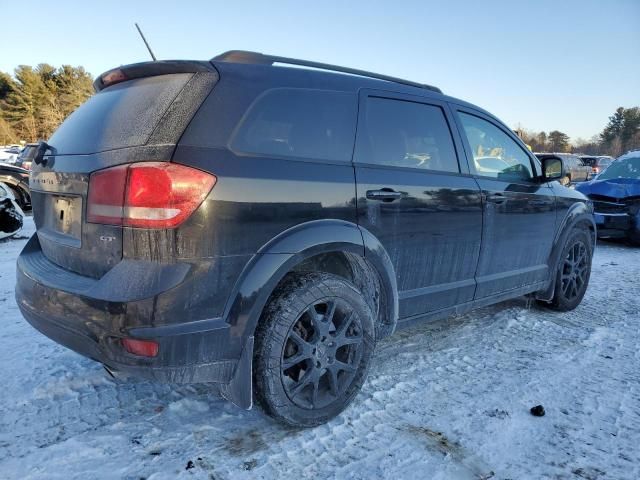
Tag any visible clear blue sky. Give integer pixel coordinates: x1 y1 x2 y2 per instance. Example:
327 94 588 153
2 0 638 141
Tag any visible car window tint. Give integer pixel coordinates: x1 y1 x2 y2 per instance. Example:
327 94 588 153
459 112 533 181
355 97 459 172
230 89 357 162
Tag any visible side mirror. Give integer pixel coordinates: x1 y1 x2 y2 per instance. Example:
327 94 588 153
541 156 564 182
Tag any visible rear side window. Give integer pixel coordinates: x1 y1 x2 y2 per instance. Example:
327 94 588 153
230 89 357 162
49 73 193 155
355 97 459 172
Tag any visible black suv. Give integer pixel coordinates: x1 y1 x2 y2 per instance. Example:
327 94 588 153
16 51 595 427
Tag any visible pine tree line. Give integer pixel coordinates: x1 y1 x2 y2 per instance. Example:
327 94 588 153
0 64 94 144
516 106 640 156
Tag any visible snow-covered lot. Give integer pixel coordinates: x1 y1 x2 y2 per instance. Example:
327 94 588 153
1 217 638 480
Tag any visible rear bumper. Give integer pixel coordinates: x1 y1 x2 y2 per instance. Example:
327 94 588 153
15 234 242 385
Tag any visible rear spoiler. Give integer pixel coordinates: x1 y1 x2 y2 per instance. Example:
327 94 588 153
93 60 216 92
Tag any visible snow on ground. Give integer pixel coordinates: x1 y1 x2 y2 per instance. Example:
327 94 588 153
0 217 639 480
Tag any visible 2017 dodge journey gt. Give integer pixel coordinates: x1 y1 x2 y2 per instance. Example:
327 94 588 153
16 51 596 427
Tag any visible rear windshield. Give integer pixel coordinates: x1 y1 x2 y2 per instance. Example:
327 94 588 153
48 73 192 155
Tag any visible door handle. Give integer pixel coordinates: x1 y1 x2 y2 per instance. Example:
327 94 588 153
366 189 403 202
486 193 507 204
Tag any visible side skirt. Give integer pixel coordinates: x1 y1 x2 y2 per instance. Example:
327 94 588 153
396 281 547 331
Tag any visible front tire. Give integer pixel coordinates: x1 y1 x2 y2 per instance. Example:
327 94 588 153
546 228 593 311
254 272 375 427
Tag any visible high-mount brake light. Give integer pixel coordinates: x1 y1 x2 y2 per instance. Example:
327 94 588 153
87 162 216 229
101 68 128 88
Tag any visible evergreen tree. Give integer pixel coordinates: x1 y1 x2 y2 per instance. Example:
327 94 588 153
0 64 94 142
601 107 625 144
548 130 570 152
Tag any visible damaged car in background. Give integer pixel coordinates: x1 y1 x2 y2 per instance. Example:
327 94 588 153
577 150 640 244
0 182 24 240
0 162 31 211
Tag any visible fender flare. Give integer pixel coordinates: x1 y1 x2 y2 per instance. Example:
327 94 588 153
219 219 398 409
536 202 596 302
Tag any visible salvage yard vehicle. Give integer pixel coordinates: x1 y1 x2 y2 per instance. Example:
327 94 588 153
14 143 38 171
0 182 24 240
16 51 596 427
536 153 591 185
580 155 615 179
576 151 640 244
0 162 30 210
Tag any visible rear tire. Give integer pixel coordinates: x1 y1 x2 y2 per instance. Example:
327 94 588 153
545 228 593 311
254 272 375 427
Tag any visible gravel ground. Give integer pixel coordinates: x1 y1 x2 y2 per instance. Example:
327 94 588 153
0 217 638 479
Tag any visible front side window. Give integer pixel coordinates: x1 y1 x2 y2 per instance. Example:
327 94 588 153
459 112 534 181
355 97 459 172
230 89 357 162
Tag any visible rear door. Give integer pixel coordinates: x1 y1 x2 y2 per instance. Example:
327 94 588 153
30 70 216 278
454 107 557 298
354 90 482 319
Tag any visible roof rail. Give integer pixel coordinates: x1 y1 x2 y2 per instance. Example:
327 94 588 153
212 50 442 94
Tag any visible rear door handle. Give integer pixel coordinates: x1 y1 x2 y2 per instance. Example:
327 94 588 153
486 193 507 204
366 189 403 201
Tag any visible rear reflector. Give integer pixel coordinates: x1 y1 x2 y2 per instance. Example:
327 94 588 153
122 338 159 357
87 162 216 228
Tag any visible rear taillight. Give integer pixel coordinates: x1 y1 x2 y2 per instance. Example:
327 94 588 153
87 162 216 228
122 338 159 357
593 167 600 173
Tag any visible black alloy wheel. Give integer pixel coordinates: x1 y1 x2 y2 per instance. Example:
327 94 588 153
560 240 589 301
545 227 593 311
254 272 375 427
281 298 364 410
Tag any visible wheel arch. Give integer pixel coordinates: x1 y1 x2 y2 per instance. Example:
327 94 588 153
536 202 595 302
218 219 398 409
223 219 398 341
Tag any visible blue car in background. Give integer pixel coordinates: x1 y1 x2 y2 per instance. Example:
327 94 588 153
576 151 640 244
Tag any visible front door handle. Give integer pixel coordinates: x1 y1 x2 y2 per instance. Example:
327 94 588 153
486 193 507 204
366 189 403 202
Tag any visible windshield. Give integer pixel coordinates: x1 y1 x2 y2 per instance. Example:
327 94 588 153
598 157 640 180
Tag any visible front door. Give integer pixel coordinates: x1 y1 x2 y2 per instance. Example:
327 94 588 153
454 108 557 298
354 91 483 319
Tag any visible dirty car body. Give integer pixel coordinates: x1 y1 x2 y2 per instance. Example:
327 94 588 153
16 51 595 423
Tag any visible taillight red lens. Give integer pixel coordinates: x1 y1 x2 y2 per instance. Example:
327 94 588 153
87 162 216 228
122 338 159 357
87 165 127 225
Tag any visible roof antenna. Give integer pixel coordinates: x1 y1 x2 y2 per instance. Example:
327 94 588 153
135 23 157 61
